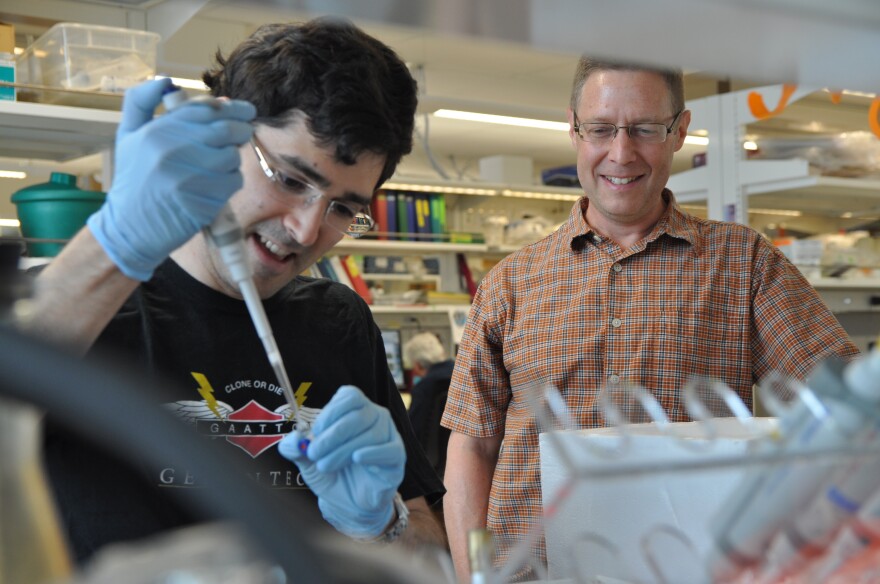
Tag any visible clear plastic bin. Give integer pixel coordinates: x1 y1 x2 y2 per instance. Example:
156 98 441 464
16 23 160 105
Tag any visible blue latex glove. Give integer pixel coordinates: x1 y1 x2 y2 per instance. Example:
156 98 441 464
87 77 256 281
279 385 406 540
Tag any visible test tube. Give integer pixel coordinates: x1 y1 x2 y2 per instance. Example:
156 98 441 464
797 486 880 583
707 352 880 581
758 428 880 581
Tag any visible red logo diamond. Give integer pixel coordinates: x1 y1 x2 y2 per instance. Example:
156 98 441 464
225 400 286 458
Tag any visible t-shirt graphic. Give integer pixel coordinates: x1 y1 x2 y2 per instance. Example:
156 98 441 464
163 371 320 458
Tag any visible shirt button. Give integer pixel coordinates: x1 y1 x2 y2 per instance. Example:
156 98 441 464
611 318 622 328
592 235 602 243
609 374 621 385
613 263 622 272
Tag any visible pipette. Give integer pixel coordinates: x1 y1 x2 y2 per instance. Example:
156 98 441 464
162 85 310 450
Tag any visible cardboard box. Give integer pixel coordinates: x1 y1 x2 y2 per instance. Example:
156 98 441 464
0 22 14 54
540 418 777 583
479 155 534 184
0 22 14 101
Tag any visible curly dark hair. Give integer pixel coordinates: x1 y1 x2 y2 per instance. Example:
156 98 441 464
202 17 417 187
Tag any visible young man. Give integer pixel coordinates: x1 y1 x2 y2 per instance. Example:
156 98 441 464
441 57 860 580
29 18 445 562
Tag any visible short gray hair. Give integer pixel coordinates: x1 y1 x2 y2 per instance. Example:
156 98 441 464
570 56 684 115
403 332 447 369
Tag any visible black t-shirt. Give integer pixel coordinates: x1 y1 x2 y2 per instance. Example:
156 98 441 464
408 360 454 479
43 259 444 562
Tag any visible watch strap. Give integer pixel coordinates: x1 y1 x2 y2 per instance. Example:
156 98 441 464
373 492 409 544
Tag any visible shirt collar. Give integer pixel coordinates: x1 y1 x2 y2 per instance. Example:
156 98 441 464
565 189 698 251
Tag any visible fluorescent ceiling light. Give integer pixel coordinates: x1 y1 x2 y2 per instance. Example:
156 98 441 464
681 205 801 217
0 170 26 179
155 76 207 91
435 109 711 147
434 109 569 131
500 189 580 201
749 208 802 217
839 89 877 99
684 135 709 146
0 218 20 227
384 182 497 196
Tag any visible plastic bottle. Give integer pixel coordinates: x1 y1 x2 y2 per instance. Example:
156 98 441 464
707 353 880 581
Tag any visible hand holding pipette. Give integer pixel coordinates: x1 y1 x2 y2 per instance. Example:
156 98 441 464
88 77 255 281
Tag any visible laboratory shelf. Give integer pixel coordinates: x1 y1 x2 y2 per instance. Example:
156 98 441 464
0 100 120 162
669 160 880 216
333 238 518 256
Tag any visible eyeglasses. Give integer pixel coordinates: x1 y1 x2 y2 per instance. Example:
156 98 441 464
573 110 684 144
250 137 374 238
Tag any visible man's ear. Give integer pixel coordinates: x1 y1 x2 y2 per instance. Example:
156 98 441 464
567 108 578 150
673 109 692 153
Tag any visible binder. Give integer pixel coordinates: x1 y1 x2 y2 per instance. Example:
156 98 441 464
430 194 446 241
394 192 417 242
327 255 354 291
457 252 477 299
404 193 417 241
373 191 388 240
339 254 373 304
385 191 398 240
315 257 336 281
415 193 432 240
395 192 409 241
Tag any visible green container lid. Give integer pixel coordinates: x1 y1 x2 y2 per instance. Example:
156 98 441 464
11 172 106 257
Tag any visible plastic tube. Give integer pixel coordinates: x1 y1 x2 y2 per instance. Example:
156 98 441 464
797 487 880 583
707 352 880 581
758 427 880 581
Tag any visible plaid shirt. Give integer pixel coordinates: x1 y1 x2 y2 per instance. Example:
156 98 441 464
441 191 860 569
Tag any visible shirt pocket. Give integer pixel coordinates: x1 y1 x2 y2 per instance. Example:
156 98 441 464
644 301 748 414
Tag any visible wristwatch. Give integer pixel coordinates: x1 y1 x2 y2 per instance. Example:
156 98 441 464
373 492 409 544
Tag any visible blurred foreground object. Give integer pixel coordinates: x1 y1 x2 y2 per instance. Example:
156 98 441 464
0 240 73 583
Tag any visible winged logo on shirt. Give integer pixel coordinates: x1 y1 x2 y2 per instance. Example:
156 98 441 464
163 399 320 458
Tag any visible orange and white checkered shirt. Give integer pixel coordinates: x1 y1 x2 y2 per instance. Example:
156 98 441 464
441 191 860 569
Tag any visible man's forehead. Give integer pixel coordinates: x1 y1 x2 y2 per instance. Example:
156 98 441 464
269 115 378 167
272 112 317 146
579 71 674 113
583 69 668 93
